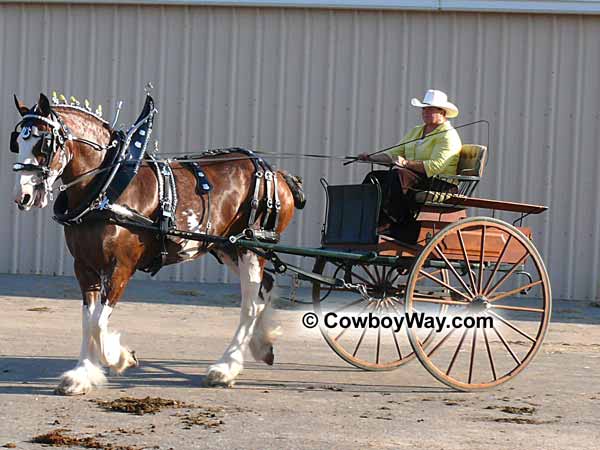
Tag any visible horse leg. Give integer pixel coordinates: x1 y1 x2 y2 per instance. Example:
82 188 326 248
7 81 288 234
205 250 266 387
89 264 138 375
248 272 280 365
56 263 106 395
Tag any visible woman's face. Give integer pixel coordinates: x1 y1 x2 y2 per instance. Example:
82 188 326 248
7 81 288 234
422 106 446 126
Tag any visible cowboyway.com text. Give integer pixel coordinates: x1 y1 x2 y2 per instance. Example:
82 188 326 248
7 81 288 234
301 311 494 332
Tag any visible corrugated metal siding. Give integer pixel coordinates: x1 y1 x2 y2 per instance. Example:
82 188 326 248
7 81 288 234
1 4 599 300
6 1 600 15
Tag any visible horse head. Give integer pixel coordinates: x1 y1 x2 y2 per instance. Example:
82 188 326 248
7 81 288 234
11 93 72 211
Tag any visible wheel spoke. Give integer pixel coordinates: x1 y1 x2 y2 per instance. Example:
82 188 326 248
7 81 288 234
483 328 497 381
348 268 373 286
413 296 469 306
388 268 403 286
484 251 529 298
491 321 522 365
489 304 545 314
481 234 513 296
417 270 471 301
488 311 537 343
446 327 469 376
361 265 379 285
374 264 382 284
383 302 403 360
457 229 478 295
417 268 443 282
468 328 477 384
433 244 475 298
488 280 543 303
478 225 486 294
376 304 382 364
352 315 370 357
332 297 366 314
426 327 457 357
334 301 371 342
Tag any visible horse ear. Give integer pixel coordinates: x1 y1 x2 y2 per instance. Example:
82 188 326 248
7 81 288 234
13 94 28 116
38 93 52 116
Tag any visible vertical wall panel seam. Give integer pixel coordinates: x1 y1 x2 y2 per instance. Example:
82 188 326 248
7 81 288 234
59 4 74 275
591 20 600 301
566 17 584 298
12 5 26 273
1 5 7 274
252 8 262 149
542 16 559 283
325 11 335 168
399 12 408 134
295 10 311 247
134 6 142 103
200 7 215 282
521 17 532 208
180 7 192 279
275 9 286 158
495 15 507 200
450 12 458 99
89 6 97 97
426 12 433 88
157 5 169 278
348 10 359 183
223 7 239 283
36 4 51 274
474 13 483 151
374 10 384 150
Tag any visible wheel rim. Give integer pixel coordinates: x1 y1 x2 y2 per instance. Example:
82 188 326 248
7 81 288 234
405 217 551 391
312 257 447 371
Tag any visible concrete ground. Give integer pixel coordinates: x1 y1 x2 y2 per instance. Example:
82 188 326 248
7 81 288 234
0 274 599 450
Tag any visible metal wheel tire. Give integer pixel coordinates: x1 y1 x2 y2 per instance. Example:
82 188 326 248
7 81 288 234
404 217 552 391
312 256 447 371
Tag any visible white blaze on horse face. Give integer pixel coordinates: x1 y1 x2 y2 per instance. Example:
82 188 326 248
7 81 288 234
14 127 43 211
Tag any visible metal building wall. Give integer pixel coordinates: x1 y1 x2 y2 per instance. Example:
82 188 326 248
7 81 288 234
1 3 599 300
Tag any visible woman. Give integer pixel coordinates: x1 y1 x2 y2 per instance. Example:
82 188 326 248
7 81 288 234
358 89 462 227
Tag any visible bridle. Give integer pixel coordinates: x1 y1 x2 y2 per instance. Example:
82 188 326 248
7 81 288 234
11 106 114 201
11 109 73 198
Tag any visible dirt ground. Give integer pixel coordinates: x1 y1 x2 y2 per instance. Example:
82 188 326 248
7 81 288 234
0 274 599 450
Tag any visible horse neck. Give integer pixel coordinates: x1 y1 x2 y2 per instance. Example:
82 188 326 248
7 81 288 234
56 108 112 203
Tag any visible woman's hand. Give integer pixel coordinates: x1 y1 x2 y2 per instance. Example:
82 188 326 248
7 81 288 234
393 156 408 168
357 153 371 161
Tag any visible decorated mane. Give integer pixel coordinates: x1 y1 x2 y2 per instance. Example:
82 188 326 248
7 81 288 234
50 91 109 125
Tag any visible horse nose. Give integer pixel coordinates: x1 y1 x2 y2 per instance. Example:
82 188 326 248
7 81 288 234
14 192 31 209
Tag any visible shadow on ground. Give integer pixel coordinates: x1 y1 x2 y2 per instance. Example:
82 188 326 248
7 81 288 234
0 356 448 396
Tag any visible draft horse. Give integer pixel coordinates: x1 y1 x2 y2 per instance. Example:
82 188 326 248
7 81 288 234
11 93 305 394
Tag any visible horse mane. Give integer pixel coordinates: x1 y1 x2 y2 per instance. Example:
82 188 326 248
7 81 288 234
53 105 112 144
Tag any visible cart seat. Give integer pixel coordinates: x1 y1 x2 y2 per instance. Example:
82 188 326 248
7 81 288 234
414 143 488 205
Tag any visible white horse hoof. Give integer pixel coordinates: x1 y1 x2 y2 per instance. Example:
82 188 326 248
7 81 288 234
110 348 138 375
203 367 236 388
55 364 106 396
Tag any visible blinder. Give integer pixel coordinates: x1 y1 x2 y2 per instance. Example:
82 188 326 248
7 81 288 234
9 131 20 153
10 113 69 177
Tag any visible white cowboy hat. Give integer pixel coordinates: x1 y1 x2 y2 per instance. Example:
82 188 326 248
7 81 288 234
411 89 459 118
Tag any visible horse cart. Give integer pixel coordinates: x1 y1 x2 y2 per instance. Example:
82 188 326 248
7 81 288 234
148 141 550 392
11 93 550 392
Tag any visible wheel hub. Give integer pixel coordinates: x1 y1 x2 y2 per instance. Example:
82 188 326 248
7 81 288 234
468 295 490 314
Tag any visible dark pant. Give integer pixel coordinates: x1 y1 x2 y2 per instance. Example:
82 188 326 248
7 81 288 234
363 167 457 225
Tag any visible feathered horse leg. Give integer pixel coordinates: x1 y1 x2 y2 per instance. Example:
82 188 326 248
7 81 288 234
55 262 106 395
205 250 266 387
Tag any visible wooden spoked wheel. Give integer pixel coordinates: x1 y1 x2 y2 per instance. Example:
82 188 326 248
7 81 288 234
405 217 552 391
312 256 448 371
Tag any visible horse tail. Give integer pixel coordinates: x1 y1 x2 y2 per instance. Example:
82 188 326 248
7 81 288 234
280 170 306 210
